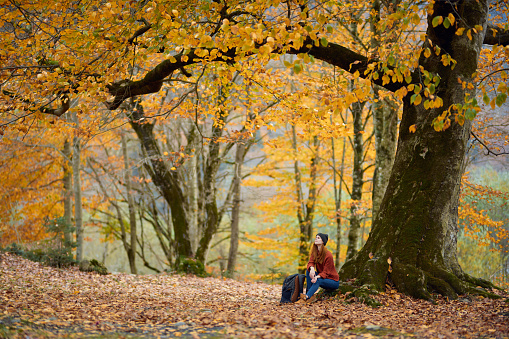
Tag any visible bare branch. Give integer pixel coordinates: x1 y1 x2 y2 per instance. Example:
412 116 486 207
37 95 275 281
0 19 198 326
470 131 509 156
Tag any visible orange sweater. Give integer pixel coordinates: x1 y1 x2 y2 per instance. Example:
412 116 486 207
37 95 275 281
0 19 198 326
307 249 339 281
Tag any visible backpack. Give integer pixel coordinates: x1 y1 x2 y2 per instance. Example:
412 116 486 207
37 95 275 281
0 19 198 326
280 273 306 304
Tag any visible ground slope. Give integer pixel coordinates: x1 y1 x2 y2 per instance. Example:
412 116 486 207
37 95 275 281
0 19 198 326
1 253 508 338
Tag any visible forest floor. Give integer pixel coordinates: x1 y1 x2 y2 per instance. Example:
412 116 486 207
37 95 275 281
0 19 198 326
1 253 508 339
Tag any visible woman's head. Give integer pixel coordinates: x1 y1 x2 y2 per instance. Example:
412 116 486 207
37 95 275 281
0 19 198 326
315 233 328 246
310 233 329 264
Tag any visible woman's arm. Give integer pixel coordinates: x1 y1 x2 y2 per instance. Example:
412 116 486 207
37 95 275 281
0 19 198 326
307 254 316 278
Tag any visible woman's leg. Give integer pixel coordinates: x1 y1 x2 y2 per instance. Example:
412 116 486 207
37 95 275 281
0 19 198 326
305 269 312 294
306 278 339 298
317 278 339 291
305 270 320 298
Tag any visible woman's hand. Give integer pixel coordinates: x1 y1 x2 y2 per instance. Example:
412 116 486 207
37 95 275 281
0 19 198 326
309 267 316 279
311 275 321 284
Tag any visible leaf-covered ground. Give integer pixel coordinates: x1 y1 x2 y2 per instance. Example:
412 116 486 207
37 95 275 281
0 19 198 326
1 253 508 338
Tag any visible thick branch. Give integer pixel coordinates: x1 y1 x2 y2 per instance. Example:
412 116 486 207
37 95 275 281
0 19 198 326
104 39 410 111
484 24 509 46
105 48 236 110
2 90 69 118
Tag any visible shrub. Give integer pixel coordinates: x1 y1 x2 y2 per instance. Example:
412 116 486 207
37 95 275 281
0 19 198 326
178 257 207 277
1 217 76 268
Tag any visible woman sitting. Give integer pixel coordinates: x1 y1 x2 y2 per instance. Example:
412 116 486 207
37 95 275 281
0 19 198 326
297 233 339 303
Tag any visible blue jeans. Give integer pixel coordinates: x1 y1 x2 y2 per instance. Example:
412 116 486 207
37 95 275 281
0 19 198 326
306 270 339 298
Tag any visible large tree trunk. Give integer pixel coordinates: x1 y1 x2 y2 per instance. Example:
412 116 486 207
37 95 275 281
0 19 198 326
340 0 490 299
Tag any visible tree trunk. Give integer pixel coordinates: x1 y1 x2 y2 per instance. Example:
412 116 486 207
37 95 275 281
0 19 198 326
121 131 137 274
292 127 321 272
331 111 348 268
72 113 84 262
127 99 193 263
195 84 230 263
292 125 308 271
226 141 246 277
305 136 320 244
188 124 199 255
371 91 398 218
345 93 365 260
62 139 73 245
340 0 491 299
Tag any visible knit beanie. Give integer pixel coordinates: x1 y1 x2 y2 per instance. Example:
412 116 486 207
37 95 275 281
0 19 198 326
317 233 329 246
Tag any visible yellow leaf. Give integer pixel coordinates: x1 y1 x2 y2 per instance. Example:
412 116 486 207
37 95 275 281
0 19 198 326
443 118 451 130
414 94 422 106
467 29 472 41
387 257 392 265
456 27 465 36
424 48 431 58
171 167 176 170
448 13 455 26
409 124 416 133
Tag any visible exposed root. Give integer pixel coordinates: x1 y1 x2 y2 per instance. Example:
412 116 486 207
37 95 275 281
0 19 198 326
386 261 501 301
391 263 431 300
339 251 502 301
462 273 503 291
325 283 381 307
426 275 457 299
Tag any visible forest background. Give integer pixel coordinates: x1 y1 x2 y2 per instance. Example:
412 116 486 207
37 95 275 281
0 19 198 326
0 0 508 291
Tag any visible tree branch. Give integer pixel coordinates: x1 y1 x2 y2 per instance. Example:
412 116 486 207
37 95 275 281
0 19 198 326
483 24 509 46
470 131 509 156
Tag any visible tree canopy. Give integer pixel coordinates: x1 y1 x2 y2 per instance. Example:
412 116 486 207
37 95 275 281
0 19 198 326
1 0 509 298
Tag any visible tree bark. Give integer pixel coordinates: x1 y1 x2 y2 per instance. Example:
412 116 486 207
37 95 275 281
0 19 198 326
371 91 398 218
340 0 492 299
195 84 230 263
188 124 199 255
345 88 365 260
62 139 73 245
72 113 84 262
305 136 320 245
127 99 193 263
121 131 137 274
292 125 308 271
226 141 246 277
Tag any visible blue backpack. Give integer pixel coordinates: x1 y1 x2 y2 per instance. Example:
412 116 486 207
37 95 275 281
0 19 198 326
280 273 306 304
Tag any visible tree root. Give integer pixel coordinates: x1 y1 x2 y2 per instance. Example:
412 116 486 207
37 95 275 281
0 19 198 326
389 262 502 300
323 283 381 307
462 273 503 291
